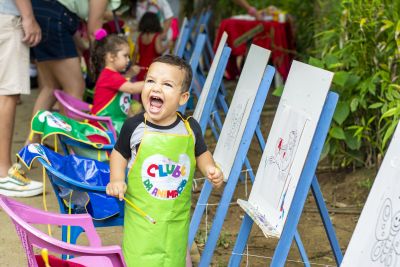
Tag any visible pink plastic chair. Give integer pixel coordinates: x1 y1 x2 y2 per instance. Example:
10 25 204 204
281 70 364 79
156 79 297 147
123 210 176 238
53 89 117 140
0 195 126 267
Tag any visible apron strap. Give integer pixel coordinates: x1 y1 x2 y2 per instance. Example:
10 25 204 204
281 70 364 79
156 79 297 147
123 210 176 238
176 113 194 136
144 113 194 137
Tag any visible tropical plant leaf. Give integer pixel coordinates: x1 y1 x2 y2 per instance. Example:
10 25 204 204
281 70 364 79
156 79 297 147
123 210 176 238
333 102 350 125
369 103 383 109
272 85 284 97
382 121 398 149
380 107 400 122
330 127 346 140
350 98 359 112
344 130 361 150
308 57 324 68
333 71 349 87
320 140 330 161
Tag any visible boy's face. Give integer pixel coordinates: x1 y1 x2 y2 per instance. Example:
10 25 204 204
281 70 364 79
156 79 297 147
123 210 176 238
142 62 189 126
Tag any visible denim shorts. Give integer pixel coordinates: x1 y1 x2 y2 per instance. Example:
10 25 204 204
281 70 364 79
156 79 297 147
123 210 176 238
31 0 80 61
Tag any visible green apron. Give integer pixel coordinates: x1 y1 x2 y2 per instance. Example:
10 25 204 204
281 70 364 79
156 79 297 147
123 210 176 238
123 114 196 267
95 92 131 135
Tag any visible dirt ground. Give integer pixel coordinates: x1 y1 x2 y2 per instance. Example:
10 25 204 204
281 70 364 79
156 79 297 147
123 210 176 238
0 88 377 266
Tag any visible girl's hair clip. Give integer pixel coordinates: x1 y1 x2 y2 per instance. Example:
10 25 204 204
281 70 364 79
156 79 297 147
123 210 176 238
94 28 108 41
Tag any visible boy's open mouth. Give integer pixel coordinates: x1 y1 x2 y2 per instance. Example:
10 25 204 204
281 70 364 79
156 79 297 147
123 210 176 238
149 96 164 113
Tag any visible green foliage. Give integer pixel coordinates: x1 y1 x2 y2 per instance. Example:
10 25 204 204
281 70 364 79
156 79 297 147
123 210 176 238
195 227 233 249
310 0 400 168
358 177 373 190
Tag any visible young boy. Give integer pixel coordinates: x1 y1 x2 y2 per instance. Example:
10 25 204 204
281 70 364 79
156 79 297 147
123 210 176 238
106 55 223 266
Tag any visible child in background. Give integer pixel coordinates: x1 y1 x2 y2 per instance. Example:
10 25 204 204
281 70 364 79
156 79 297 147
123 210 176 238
91 31 144 135
106 55 224 266
134 12 171 81
130 0 174 41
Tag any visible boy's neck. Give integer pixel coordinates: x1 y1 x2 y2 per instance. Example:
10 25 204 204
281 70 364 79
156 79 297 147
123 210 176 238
144 112 179 127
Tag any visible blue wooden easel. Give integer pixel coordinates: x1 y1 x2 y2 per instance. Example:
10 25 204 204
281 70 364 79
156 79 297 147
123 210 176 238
194 61 343 266
188 45 275 251
175 21 191 58
229 92 343 266
187 32 261 182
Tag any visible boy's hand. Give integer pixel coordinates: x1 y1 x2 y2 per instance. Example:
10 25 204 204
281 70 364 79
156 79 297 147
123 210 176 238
131 65 141 75
106 181 127 201
207 166 224 188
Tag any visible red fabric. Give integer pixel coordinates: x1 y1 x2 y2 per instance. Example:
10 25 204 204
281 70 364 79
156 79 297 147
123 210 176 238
171 18 179 41
35 254 86 267
214 19 295 80
136 33 161 81
92 68 127 115
87 134 112 145
103 19 125 34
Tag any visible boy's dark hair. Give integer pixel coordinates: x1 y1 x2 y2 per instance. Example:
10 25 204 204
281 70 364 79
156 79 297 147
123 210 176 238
152 55 193 92
138 12 162 33
90 34 129 80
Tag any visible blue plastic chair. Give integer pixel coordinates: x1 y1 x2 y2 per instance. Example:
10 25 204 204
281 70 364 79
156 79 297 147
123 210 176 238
43 159 123 245
18 144 124 246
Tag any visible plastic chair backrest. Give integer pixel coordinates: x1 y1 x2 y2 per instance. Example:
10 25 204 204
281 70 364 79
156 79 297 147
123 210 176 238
53 89 117 140
38 157 124 245
0 195 126 267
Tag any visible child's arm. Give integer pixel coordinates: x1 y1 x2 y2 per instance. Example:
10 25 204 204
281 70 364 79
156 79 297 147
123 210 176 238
119 80 144 95
160 18 172 40
155 34 170 55
196 151 224 188
106 149 128 200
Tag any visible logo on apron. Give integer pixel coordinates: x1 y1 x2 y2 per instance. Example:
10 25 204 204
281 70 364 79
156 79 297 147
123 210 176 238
119 93 132 114
141 154 190 200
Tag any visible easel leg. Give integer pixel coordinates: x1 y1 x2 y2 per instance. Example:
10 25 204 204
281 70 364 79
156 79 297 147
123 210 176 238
198 173 241 267
294 231 310 267
311 175 343 265
229 214 254 267
189 180 213 247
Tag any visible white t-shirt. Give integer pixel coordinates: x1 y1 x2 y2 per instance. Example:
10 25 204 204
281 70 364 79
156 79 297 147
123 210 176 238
57 0 121 20
136 0 174 22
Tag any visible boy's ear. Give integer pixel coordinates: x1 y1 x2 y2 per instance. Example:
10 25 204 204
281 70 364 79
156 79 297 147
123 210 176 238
179 91 190 106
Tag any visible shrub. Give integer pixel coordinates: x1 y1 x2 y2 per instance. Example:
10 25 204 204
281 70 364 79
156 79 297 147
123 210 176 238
311 0 400 168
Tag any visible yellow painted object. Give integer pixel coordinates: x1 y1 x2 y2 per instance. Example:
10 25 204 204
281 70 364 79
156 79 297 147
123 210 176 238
123 197 156 224
41 248 51 267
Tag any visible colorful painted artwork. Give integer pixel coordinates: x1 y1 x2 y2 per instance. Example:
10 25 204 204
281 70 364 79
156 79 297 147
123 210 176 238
237 61 333 239
246 104 308 236
237 199 280 238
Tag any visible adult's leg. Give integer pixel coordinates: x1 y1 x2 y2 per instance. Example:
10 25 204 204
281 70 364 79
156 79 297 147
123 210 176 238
27 57 85 144
27 61 60 144
51 57 85 99
0 95 18 177
31 61 59 116
31 57 84 114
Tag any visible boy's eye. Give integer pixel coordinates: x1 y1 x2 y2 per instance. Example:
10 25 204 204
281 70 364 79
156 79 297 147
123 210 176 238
145 79 154 83
164 83 173 88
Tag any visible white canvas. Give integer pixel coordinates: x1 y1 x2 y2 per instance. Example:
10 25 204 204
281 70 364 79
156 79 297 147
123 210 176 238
241 61 333 237
193 32 228 121
341 122 400 267
212 45 271 181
